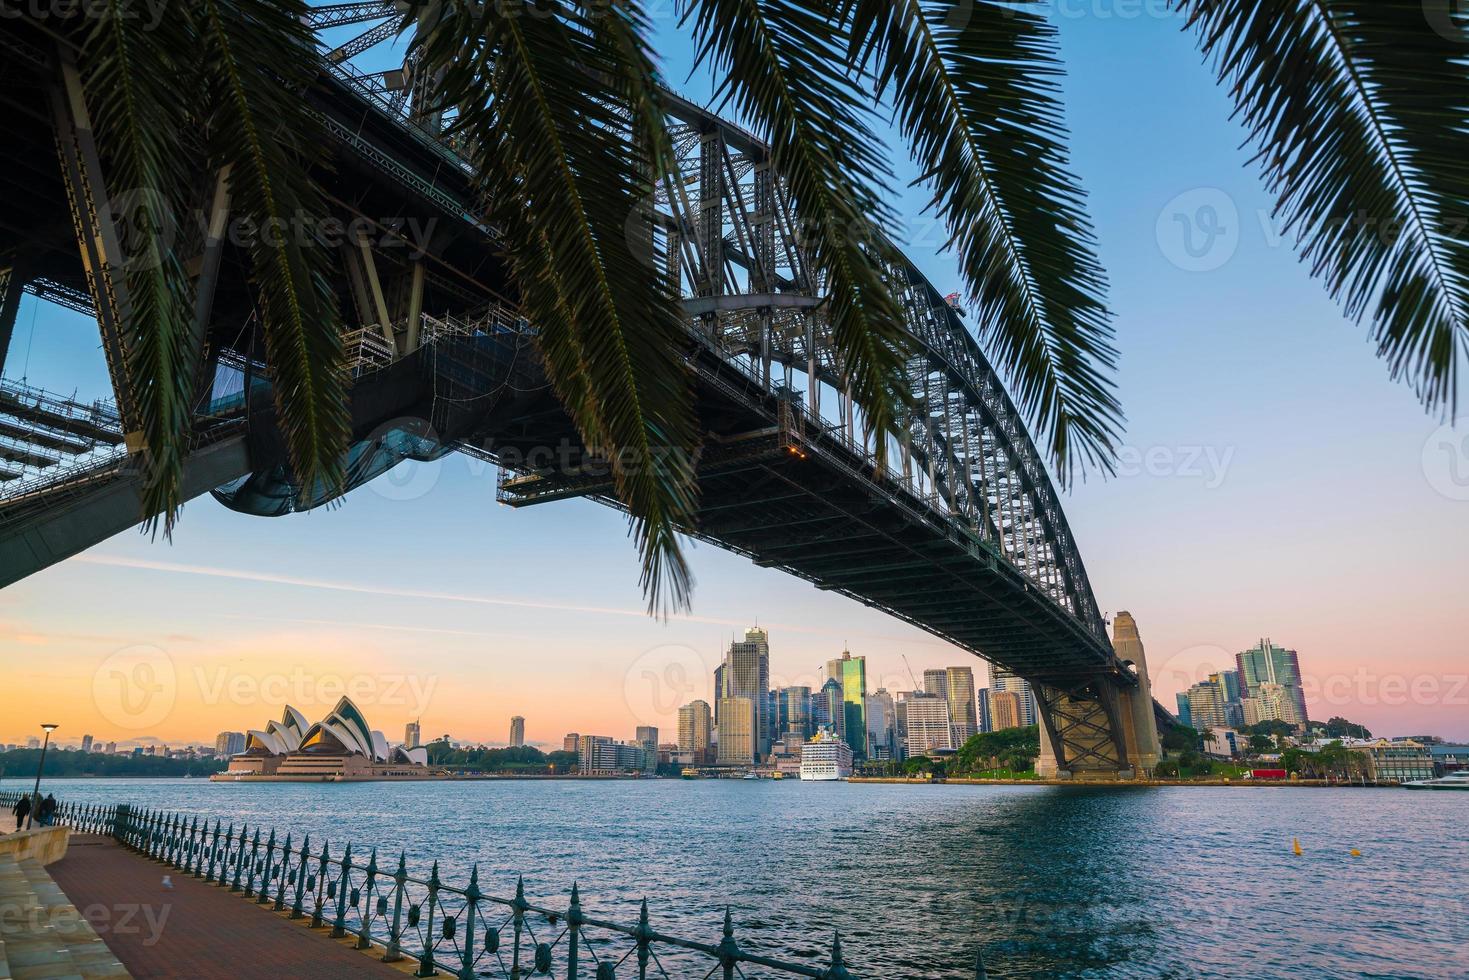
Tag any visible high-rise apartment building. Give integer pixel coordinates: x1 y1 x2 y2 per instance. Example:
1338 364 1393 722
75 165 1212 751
988 690 1023 731
509 716 526 747
80 734 93 752
635 725 659 773
946 666 978 745
923 669 949 699
904 694 952 757
1184 675 1232 731
405 720 421 749
825 651 868 759
1236 639 1308 730
562 733 580 752
991 669 1038 727
214 731 245 756
717 697 757 765
725 628 771 758
678 700 713 764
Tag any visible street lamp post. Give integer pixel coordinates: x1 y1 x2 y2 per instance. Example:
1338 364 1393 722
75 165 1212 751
26 724 58 830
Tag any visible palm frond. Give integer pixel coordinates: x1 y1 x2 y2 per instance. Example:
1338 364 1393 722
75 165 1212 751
77 0 198 532
682 0 914 457
415 0 700 615
197 0 349 499
1178 0 1469 410
844 0 1122 486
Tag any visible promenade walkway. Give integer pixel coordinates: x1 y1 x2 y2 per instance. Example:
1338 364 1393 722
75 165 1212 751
46 836 410 979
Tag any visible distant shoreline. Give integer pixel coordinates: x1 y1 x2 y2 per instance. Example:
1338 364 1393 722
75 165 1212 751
849 776 1394 788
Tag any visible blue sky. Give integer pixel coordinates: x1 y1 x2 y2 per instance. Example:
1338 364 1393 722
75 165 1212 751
4 3 1467 746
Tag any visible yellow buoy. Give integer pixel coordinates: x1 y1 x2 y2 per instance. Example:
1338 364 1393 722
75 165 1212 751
1350 848 1361 858
1293 837 1303 855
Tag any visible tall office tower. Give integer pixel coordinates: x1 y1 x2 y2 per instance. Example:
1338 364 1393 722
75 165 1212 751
509 716 526 747
988 690 1023 731
904 694 953 757
678 700 713 764
991 669 1038 727
563 733 580 752
1175 693 1193 729
725 628 772 758
635 725 659 773
865 689 897 760
824 651 868 759
1185 676 1232 731
893 696 910 760
1236 639 1308 729
214 731 245 756
80 734 94 752
945 666 978 745
405 720 422 749
923 669 949 699
105 741 117 754
777 686 812 738
818 677 845 739
716 697 757 765
975 688 992 733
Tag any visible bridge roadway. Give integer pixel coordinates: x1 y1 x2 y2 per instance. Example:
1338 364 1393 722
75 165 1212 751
0 14 1164 776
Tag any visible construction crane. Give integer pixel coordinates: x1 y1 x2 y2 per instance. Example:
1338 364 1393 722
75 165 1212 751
902 654 922 693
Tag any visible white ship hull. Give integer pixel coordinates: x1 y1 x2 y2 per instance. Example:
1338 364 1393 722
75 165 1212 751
798 769 848 781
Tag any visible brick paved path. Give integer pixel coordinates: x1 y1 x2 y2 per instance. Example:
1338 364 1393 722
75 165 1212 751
47 835 410 979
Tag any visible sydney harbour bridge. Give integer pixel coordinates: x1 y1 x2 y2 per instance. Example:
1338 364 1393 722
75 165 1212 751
0 3 1164 777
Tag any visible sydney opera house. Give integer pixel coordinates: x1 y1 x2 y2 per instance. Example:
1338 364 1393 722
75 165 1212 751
211 697 445 781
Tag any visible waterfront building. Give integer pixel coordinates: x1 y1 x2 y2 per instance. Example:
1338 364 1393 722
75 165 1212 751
563 733 580 752
576 735 644 775
717 697 757 765
214 731 245 756
946 666 978 745
1237 639 1308 730
725 628 772 758
987 690 1023 731
824 651 868 759
904 694 952 757
509 716 526 747
990 669 1037 727
1349 739 1435 783
678 700 713 764
799 729 854 780
923 669 948 699
865 689 897 760
1430 744 1469 775
636 726 659 773
215 699 435 781
776 686 812 739
405 720 421 749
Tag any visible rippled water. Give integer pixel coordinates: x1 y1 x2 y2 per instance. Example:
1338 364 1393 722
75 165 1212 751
12 778 1466 978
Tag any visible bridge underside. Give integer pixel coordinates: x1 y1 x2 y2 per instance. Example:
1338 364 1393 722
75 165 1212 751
0 19 1165 776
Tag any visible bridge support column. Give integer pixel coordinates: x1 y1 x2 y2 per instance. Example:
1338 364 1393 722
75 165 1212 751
1111 611 1162 776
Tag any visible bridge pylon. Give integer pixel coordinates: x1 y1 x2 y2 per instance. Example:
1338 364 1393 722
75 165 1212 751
1035 611 1161 780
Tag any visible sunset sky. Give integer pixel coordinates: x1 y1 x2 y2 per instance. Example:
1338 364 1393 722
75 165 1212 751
3 6 1466 748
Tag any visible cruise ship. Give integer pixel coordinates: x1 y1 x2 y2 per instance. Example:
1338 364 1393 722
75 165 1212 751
799 730 853 781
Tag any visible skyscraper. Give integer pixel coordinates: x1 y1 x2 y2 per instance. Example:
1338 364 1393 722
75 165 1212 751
678 700 713 764
725 628 771 758
214 731 245 756
991 669 1038 727
716 697 757 765
988 690 1023 731
946 666 978 746
904 695 952 757
80 734 94 752
776 686 812 739
635 725 659 773
923 669 949 699
1185 676 1231 731
405 720 421 749
508 716 526 747
865 689 896 760
1236 639 1308 729
824 651 868 759
975 687 992 733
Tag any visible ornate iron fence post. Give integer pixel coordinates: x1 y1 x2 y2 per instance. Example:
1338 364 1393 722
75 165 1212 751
566 883 582 980
717 907 737 980
311 841 331 928
291 834 310 919
637 899 652 980
358 849 379 950
458 864 481 980
187 817 202 876
331 843 353 937
274 833 292 910
231 823 249 892
510 876 526 980
384 851 408 963
824 933 852 980
110 803 130 843
417 860 441 978
244 827 262 896
205 821 223 883
257 828 276 904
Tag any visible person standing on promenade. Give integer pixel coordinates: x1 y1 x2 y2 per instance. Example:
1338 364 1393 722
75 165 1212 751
38 794 56 826
11 795 29 831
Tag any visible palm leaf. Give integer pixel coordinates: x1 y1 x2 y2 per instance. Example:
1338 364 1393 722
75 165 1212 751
77 0 198 532
844 0 1123 486
196 0 349 500
414 0 700 615
681 0 915 457
1178 0 1469 410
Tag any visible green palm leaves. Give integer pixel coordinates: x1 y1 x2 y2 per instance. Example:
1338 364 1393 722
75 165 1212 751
1178 0 1469 412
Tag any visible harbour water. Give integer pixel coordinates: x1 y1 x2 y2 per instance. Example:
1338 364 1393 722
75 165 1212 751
8 778 1465 978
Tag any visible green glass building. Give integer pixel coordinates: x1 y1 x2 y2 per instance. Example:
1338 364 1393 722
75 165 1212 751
824 651 867 759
